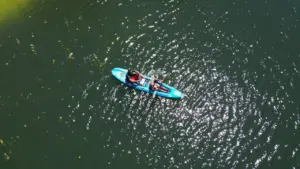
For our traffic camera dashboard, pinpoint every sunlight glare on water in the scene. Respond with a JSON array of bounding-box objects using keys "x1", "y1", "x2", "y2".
[
  {"x1": 79, "y1": 0, "x2": 294, "y2": 168},
  {"x1": 1, "y1": 0, "x2": 300, "y2": 168}
]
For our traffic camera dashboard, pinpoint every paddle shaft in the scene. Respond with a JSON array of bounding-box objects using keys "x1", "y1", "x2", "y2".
[{"x1": 151, "y1": 76, "x2": 157, "y2": 98}]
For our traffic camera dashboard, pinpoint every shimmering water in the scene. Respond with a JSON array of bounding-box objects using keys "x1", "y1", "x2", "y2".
[{"x1": 1, "y1": 0, "x2": 300, "y2": 168}]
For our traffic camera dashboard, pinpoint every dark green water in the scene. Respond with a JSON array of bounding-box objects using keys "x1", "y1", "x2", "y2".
[{"x1": 1, "y1": 0, "x2": 300, "y2": 168}]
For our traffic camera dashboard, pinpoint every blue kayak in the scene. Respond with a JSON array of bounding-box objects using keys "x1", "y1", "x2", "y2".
[{"x1": 112, "y1": 67, "x2": 183, "y2": 99}]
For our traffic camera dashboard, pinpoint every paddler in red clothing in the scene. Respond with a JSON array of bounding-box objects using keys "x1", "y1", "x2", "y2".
[{"x1": 126, "y1": 69, "x2": 141, "y2": 83}]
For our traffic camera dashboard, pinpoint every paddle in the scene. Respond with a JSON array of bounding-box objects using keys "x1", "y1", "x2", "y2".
[
  {"x1": 151, "y1": 76, "x2": 157, "y2": 98},
  {"x1": 153, "y1": 91, "x2": 157, "y2": 98}
]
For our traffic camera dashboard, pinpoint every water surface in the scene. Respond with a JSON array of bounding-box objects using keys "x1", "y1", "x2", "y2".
[{"x1": 1, "y1": 0, "x2": 300, "y2": 168}]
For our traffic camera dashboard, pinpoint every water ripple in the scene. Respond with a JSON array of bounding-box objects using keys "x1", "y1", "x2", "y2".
[{"x1": 1, "y1": 0, "x2": 299, "y2": 168}]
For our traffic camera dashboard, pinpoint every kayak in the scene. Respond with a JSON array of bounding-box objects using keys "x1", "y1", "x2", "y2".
[{"x1": 111, "y1": 67, "x2": 183, "y2": 99}]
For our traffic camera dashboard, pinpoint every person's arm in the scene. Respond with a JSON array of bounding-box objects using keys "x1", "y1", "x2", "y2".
[
  {"x1": 155, "y1": 79, "x2": 163, "y2": 85},
  {"x1": 130, "y1": 78, "x2": 138, "y2": 83},
  {"x1": 137, "y1": 71, "x2": 142, "y2": 78},
  {"x1": 150, "y1": 78, "x2": 155, "y2": 86}
]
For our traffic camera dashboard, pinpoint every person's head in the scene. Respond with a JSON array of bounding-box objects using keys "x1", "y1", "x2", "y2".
[
  {"x1": 127, "y1": 69, "x2": 136, "y2": 76},
  {"x1": 153, "y1": 84, "x2": 159, "y2": 90}
]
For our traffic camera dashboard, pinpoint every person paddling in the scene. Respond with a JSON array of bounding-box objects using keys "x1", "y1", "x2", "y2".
[
  {"x1": 150, "y1": 78, "x2": 163, "y2": 91},
  {"x1": 126, "y1": 69, "x2": 141, "y2": 83},
  {"x1": 150, "y1": 76, "x2": 170, "y2": 93}
]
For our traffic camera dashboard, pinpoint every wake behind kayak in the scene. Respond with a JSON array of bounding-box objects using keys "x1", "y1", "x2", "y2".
[{"x1": 111, "y1": 67, "x2": 183, "y2": 99}]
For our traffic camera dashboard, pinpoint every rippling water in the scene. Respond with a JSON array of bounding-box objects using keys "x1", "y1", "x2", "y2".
[{"x1": 1, "y1": 0, "x2": 300, "y2": 168}]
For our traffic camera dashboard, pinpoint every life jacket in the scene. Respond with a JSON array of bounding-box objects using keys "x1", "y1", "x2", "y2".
[
  {"x1": 131, "y1": 74, "x2": 140, "y2": 80},
  {"x1": 126, "y1": 71, "x2": 140, "y2": 81}
]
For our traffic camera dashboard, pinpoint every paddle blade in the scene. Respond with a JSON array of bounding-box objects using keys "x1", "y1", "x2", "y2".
[{"x1": 153, "y1": 91, "x2": 157, "y2": 98}]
